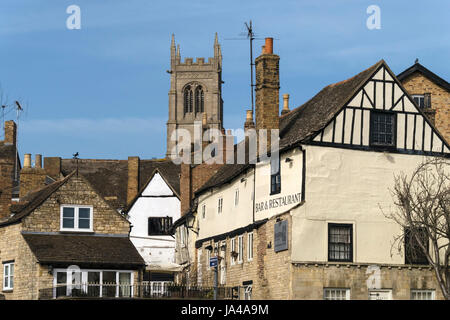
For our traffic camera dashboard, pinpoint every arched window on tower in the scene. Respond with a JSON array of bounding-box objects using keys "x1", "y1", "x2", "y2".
[
  {"x1": 184, "y1": 85, "x2": 193, "y2": 114},
  {"x1": 195, "y1": 86, "x2": 204, "y2": 113}
]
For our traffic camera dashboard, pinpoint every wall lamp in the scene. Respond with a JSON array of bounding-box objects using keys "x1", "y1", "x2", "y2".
[
  {"x1": 285, "y1": 157, "x2": 293, "y2": 163},
  {"x1": 240, "y1": 177, "x2": 247, "y2": 183}
]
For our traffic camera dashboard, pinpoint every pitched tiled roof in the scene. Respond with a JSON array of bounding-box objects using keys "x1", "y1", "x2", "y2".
[
  {"x1": 0, "y1": 172, "x2": 74, "y2": 226},
  {"x1": 397, "y1": 62, "x2": 450, "y2": 91},
  {"x1": 61, "y1": 158, "x2": 180, "y2": 209},
  {"x1": 23, "y1": 233, "x2": 145, "y2": 268},
  {"x1": 195, "y1": 60, "x2": 384, "y2": 195}
]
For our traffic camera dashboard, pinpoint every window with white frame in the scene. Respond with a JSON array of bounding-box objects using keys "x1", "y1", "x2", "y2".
[
  {"x1": 60, "y1": 205, "x2": 93, "y2": 232},
  {"x1": 53, "y1": 268, "x2": 133, "y2": 298},
  {"x1": 238, "y1": 235, "x2": 244, "y2": 264},
  {"x1": 412, "y1": 94, "x2": 425, "y2": 108},
  {"x1": 3, "y1": 262, "x2": 14, "y2": 291},
  {"x1": 411, "y1": 289, "x2": 435, "y2": 300},
  {"x1": 247, "y1": 232, "x2": 254, "y2": 261},
  {"x1": 202, "y1": 204, "x2": 206, "y2": 219},
  {"x1": 230, "y1": 238, "x2": 236, "y2": 265},
  {"x1": 218, "y1": 197, "x2": 223, "y2": 214},
  {"x1": 234, "y1": 189, "x2": 239, "y2": 207},
  {"x1": 323, "y1": 288, "x2": 350, "y2": 300}
]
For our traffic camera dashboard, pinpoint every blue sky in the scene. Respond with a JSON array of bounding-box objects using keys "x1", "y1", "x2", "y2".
[{"x1": 0, "y1": 0, "x2": 448, "y2": 160}]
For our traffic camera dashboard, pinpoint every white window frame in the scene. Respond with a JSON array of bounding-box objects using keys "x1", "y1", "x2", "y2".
[
  {"x1": 244, "y1": 284, "x2": 252, "y2": 300},
  {"x1": 412, "y1": 94, "x2": 425, "y2": 108},
  {"x1": 323, "y1": 288, "x2": 350, "y2": 300},
  {"x1": 3, "y1": 262, "x2": 14, "y2": 291},
  {"x1": 60, "y1": 205, "x2": 93, "y2": 232},
  {"x1": 202, "y1": 204, "x2": 206, "y2": 219},
  {"x1": 234, "y1": 189, "x2": 239, "y2": 207},
  {"x1": 411, "y1": 289, "x2": 435, "y2": 300},
  {"x1": 218, "y1": 197, "x2": 223, "y2": 214},
  {"x1": 230, "y1": 238, "x2": 236, "y2": 266},
  {"x1": 52, "y1": 268, "x2": 134, "y2": 299},
  {"x1": 238, "y1": 235, "x2": 244, "y2": 264},
  {"x1": 247, "y1": 232, "x2": 254, "y2": 261}
]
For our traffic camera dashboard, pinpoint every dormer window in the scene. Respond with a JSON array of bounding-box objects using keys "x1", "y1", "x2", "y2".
[{"x1": 60, "y1": 205, "x2": 93, "y2": 232}]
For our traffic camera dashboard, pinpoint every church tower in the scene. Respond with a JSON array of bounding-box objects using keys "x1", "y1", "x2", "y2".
[{"x1": 166, "y1": 33, "x2": 224, "y2": 158}]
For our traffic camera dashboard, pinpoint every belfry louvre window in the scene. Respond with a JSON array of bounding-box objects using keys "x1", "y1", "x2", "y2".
[
  {"x1": 370, "y1": 111, "x2": 396, "y2": 147},
  {"x1": 148, "y1": 217, "x2": 173, "y2": 236},
  {"x1": 184, "y1": 85, "x2": 193, "y2": 114},
  {"x1": 270, "y1": 155, "x2": 281, "y2": 195},
  {"x1": 405, "y1": 227, "x2": 429, "y2": 265},
  {"x1": 328, "y1": 224, "x2": 353, "y2": 262},
  {"x1": 195, "y1": 86, "x2": 204, "y2": 113}
]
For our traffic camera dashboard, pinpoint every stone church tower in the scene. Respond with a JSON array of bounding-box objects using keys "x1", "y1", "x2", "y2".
[{"x1": 166, "y1": 34, "x2": 224, "y2": 158}]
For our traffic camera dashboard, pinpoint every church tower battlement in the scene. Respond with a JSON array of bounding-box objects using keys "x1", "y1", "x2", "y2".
[{"x1": 166, "y1": 33, "x2": 224, "y2": 158}]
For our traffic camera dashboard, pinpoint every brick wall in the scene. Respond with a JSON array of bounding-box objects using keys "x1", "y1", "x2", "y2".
[{"x1": 401, "y1": 72, "x2": 450, "y2": 142}]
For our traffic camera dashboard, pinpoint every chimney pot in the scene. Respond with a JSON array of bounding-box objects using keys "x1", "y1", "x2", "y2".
[
  {"x1": 202, "y1": 113, "x2": 207, "y2": 126},
  {"x1": 35, "y1": 154, "x2": 42, "y2": 169},
  {"x1": 265, "y1": 38, "x2": 273, "y2": 54},
  {"x1": 24, "y1": 154, "x2": 31, "y2": 168},
  {"x1": 281, "y1": 94, "x2": 290, "y2": 115}
]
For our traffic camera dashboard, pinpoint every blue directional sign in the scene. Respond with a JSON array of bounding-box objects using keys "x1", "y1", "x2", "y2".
[{"x1": 209, "y1": 257, "x2": 218, "y2": 267}]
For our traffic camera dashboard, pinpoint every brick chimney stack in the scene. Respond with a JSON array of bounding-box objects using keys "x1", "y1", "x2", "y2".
[
  {"x1": 19, "y1": 154, "x2": 47, "y2": 198},
  {"x1": 0, "y1": 121, "x2": 18, "y2": 219},
  {"x1": 255, "y1": 37, "x2": 280, "y2": 150},
  {"x1": 44, "y1": 157, "x2": 61, "y2": 180},
  {"x1": 244, "y1": 110, "x2": 255, "y2": 132},
  {"x1": 127, "y1": 156, "x2": 140, "y2": 205}
]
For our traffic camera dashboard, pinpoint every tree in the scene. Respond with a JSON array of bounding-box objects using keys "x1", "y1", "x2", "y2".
[{"x1": 385, "y1": 158, "x2": 450, "y2": 299}]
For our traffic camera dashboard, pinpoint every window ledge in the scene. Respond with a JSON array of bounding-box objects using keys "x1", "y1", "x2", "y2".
[
  {"x1": 59, "y1": 231, "x2": 95, "y2": 235},
  {"x1": 2, "y1": 289, "x2": 13, "y2": 293}
]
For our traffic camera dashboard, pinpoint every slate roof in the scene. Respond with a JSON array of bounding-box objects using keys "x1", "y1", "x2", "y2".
[
  {"x1": 397, "y1": 62, "x2": 450, "y2": 91},
  {"x1": 195, "y1": 60, "x2": 384, "y2": 196},
  {"x1": 22, "y1": 233, "x2": 145, "y2": 268},
  {"x1": 60, "y1": 158, "x2": 180, "y2": 209}
]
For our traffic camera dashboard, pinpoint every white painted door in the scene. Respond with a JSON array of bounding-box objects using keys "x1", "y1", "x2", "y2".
[{"x1": 369, "y1": 289, "x2": 392, "y2": 300}]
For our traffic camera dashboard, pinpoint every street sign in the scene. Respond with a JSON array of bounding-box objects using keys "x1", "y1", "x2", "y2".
[{"x1": 210, "y1": 256, "x2": 218, "y2": 267}]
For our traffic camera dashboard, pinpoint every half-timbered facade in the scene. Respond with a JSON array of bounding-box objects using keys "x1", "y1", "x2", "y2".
[{"x1": 174, "y1": 42, "x2": 450, "y2": 300}]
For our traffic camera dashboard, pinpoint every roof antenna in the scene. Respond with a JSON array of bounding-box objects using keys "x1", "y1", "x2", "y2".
[
  {"x1": 14, "y1": 101, "x2": 23, "y2": 182},
  {"x1": 225, "y1": 21, "x2": 279, "y2": 117}
]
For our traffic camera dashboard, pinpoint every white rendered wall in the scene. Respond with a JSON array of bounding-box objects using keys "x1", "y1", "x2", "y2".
[{"x1": 128, "y1": 173, "x2": 180, "y2": 269}]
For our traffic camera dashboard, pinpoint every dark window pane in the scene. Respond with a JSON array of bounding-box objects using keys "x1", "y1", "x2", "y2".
[
  {"x1": 103, "y1": 271, "x2": 117, "y2": 298},
  {"x1": 328, "y1": 224, "x2": 352, "y2": 262},
  {"x1": 79, "y1": 208, "x2": 90, "y2": 219},
  {"x1": 148, "y1": 217, "x2": 173, "y2": 235},
  {"x1": 370, "y1": 112, "x2": 395, "y2": 147},
  {"x1": 78, "y1": 218, "x2": 90, "y2": 229},
  {"x1": 62, "y1": 207, "x2": 75, "y2": 229}
]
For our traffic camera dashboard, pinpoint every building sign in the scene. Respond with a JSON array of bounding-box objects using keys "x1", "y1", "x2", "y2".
[
  {"x1": 274, "y1": 220, "x2": 288, "y2": 252},
  {"x1": 209, "y1": 257, "x2": 218, "y2": 268},
  {"x1": 255, "y1": 192, "x2": 301, "y2": 213}
]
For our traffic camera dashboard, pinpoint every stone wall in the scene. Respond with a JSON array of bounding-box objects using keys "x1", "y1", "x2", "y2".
[
  {"x1": 291, "y1": 263, "x2": 444, "y2": 300},
  {"x1": 0, "y1": 223, "x2": 42, "y2": 300},
  {"x1": 21, "y1": 175, "x2": 130, "y2": 234},
  {"x1": 401, "y1": 72, "x2": 450, "y2": 142},
  {"x1": 196, "y1": 212, "x2": 292, "y2": 300}
]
